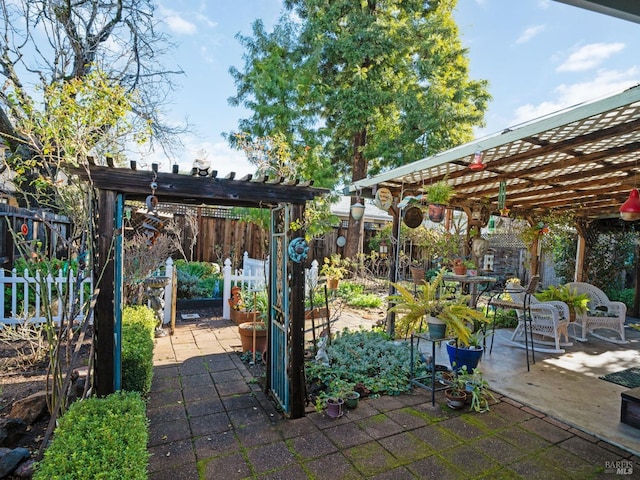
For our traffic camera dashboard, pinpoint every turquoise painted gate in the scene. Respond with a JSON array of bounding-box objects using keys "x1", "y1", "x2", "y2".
[{"x1": 269, "y1": 205, "x2": 290, "y2": 412}]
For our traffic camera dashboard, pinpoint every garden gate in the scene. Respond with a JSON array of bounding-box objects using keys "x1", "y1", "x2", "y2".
[{"x1": 76, "y1": 164, "x2": 325, "y2": 419}]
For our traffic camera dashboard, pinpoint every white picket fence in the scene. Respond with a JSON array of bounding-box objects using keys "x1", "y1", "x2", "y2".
[
  {"x1": 221, "y1": 252, "x2": 319, "y2": 320},
  {"x1": 0, "y1": 268, "x2": 94, "y2": 327}
]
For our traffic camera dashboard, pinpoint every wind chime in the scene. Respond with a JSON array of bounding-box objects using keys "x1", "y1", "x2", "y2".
[
  {"x1": 498, "y1": 181, "x2": 509, "y2": 217},
  {"x1": 143, "y1": 165, "x2": 164, "y2": 245}
]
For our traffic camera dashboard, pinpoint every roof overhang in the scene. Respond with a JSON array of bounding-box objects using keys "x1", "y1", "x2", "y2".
[
  {"x1": 346, "y1": 85, "x2": 640, "y2": 221},
  {"x1": 553, "y1": 0, "x2": 640, "y2": 24}
]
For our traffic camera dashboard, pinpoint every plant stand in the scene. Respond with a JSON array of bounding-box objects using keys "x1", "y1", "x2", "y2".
[{"x1": 410, "y1": 332, "x2": 456, "y2": 406}]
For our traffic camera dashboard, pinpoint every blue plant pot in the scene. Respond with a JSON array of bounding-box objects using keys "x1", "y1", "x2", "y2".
[{"x1": 446, "y1": 341, "x2": 483, "y2": 372}]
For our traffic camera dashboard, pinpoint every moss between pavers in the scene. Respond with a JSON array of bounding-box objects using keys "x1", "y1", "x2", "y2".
[
  {"x1": 377, "y1": 431, "x2": 433, "y2": 463},
  {"x1": 343, "y1": 440, "x2": 403, "y2": 476}
]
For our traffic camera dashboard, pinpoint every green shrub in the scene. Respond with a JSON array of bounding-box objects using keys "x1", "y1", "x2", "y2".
[
  {"x1": 122, "y1": 305, "x2": 156, "y2": 395},
  {"x1": 175, "y1": 259, "x2": 222, "y2": 299},
  {"x1": 34, "y1": 391, "x2": 148, "y2": 480},
  {"x1": 608, "y1": 288, "x2": 635, "y2": 310},
  {"x1": 347, "y1": 293, "x2": 383, "y2": 309}
]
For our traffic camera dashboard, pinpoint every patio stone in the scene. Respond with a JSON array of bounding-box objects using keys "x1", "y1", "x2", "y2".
[
  {"x1": 245, "y1": 441, "x2": 297, "y2": 475},
  {"x1": 521, "y1": 417, "x2": 574, "y2": 444},
  {"x1": 343, "y1": 441, "x2": 401, "y2": 476},
  {"x1": 356, "y1": 413, "x2": 405, "y2": 439},
  {"x1": 406, "y1": 454, "x2": 465, "y2": 480},
  {"x1": 192, "y1": 430, "x2": 240, "y2": 459},
  {"x1": 147, "y1": 438, "x2": 196, "y2": 473},
  {"x1": 148, "y1": 417, "x2": 193, "y2": 446},
  {"x1": 324, "y1": 421, "x2": 374, "y2": 449},
  {"x1": 288, "y1": 430, "x2": 338, "y2": 459},
  {"x1": 189, "y1": 411, "x2": 232, "y2": 436},
  {"x1": 377, "y1": 431, "x2": 433, "y2": 463},
  {"x1": 304, "y1": 451, "x2": 363, "y2": 480},
  {"x1": 412, "y1": 424, "x2": 463, "y2": 452},
  {"x1": 199, "y1": 452, "x2": 252, "y2": 480},
  {"x1": 497, "y1": 425, "x2": 553, "y2": 453},
  {"x1": 385, "y1": 407, "x2": 434, "y2": 430},
  {"x1": 185, "y1": 397, "x2": 225, "y2": 418},
  {"x1": 440, "y1": 443, "x2": 501, "y2": 477}
]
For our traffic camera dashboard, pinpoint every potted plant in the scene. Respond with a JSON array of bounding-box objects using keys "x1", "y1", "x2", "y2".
[
  {"x1": 238, "y1": 321, "x2": 268, "y2": 354},
  {"x1": 452, "y1": 258, "x2": 475, "y2": 276},
  {"x1": 535, "y1": 284, "x2": 589, "y2": 322},
  {"x1": 426, "y1": 180, "x2": 455, "y2": 223},
  {"x1": 445, "y1": 327, "x2": 489, "y2": 373},
  {"x1": 389, "y1": 268, "x2": 487, "y2": 341},
  {"x1": 444, "y1": 373, "x2": 467, "y2": 410},
  {"x1": 229, "y1": 287, "x2": 267, "y2": 325},
  {"x1": 320, "y1": 254, "x2": 348, "y2": 290},
  {"x1": 458, "y1": 367, "x2": 496, "y2": 413}
]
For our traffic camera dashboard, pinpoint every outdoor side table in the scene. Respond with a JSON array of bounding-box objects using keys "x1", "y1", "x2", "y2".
[
  {"x1": 443, "y1": 274, "x2": 497, "y2": 308},
  {"x1": 410, "y1": 333, "x2": 456, "y2": 406}
]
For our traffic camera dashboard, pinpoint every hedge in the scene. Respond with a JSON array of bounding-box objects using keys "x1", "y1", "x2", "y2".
[
  {"x1": 122, "y1": 305, "x2": 156, "y2": 395},
  {"x1": 33, "y1": 391, "x2": 148, "y2": 479}
]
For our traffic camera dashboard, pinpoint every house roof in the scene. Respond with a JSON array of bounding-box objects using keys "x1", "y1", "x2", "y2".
[
  {"x1": 553, "y1": 0, "x2": 640, "y2": 24},
  {"x1": 346, "y1": 86, "x2": 640, "y2": 221}
]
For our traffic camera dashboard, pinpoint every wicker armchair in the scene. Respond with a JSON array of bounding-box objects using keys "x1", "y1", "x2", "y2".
[{"x1": 565, "y1": 282, "x2": 627, "y2": 344}]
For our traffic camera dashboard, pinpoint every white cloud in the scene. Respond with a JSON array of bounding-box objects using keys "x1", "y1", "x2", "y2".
[
  {"x1": 160, "y1": 7, "x2": 197, "y2": 35},
  {"x1": 558, "y1": 42, "x2": 625, "y2": 72},
  {"x1": 509, "y1": 67, "x2": 640, "y2": 126},
  {"x1": 516, "y1": 25, "x2": 545, "y2": 44}
]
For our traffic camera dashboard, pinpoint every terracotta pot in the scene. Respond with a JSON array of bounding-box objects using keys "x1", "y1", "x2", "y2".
[
  {"x1": 327, "y1": 278, "x2": 339, "y2": 290},
  {"x1": 445, "y1": 388, "x2": 467, "y2": 410},
  {"x1": 238, "y1": 322, "x2": 267, "y2": 353},
  {"x1": 230, "y1": 308, "x2": 260, "y2": 326},
  {"x1": 453, "y1": 265, "x2": 467, "y2": 275}
]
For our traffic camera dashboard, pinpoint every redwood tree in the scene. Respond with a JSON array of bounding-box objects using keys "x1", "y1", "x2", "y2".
[{"x1": 229, "y1": 0, "x2": 490, "y2": 258}]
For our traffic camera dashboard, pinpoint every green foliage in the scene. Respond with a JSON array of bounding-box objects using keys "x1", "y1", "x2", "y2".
[
  {"x1": 306, "y1": 329, "x2": 426, "y2": 402},
  {"x1": 535, "y1": 284, "x2": 590, "y2": 315},
  {"x1": 552, "y1": 229, "x2": 636, "y2": 296},
  {"x1": 122, "y1": 306, "x2": 156, "y2": 395},
  {"x1": 347, "y1": 293, "x2": 383, "y2": 309},
  {"x1": 228, "y1": 0, "x2": 490, "y2": 190},
  {"x1": 426, "y1": 180, "x2": 455, "y2": 205},
  {"x1": 33, "y1": 391, "x2": 148, "y2": 480},
  {"x1": 608, "y1": 288, "x2": 635, "y2": 310},
  {"x1": 175, "y1": 260, "x2": 223, "y2": 299},
  {"x1": 388, "y1": 268, "x2": 488, "y2": 344},
  {"x1": 320, "y1": 254, "x2": 349, "y2": 280}
]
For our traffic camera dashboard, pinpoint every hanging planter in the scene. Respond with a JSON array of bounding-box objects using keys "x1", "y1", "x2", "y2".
[
  {"x1": 403, "y1": 206, "x2": 424, "y2": 228},
  {"x1": 427, "y1": 204, "x2": 446, "y2": 223}
]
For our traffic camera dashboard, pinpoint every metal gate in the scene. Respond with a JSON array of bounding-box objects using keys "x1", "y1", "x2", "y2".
[{"x1": 269, "y1": 205, "x2": 290, "y2": 412}]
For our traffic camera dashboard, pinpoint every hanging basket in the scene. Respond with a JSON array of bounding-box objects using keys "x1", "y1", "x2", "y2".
[{"x1": 403, "y1": 206, "x2": 424, "y2": 228}]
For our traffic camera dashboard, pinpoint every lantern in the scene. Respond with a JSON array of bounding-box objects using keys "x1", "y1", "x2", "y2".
[{"x1": 620, "y1": 188, "x2": 640, "y2": 221}]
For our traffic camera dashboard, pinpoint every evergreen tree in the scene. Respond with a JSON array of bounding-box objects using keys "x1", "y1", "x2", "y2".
[{"x1": 229, "y1": 0, "x2": 491, "y2": 257}]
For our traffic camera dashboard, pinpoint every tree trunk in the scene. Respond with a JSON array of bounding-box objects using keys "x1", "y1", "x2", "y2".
[{"x1": 344, "y1": 129, "x2": 367, "y2": 260}]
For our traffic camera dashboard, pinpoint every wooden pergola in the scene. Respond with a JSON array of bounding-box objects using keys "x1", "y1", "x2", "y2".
[
  {"x1": 75, "y1": 164, "x2": 327, "y2": 418},
  {"x1": 346, "y1": 86, "x2": 640, "y2": 319}
]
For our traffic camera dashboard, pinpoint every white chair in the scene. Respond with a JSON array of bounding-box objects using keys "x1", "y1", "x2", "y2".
[
  {"x1": 565, "y1": 282, "x2": 628, "y2": 344},
  {"x1": 503, "y1": 280, "x2": 572, "y2": 354}
]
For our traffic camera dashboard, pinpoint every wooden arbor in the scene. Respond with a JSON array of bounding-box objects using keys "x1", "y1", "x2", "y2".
[{"x1": 75, "y1": 164, "x2": 327, "y2": 419}]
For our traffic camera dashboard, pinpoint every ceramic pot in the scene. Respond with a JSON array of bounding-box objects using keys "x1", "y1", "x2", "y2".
[
  {"x1": 445, "y1": 388, "x2": 467, "y2": 409},
  {"x1": 446, "y1": 341, "x2": 483, "y2": 372},
  {"x1": 230, "y1": 308, "x2": 260, "y2": 326},
  {"x1": 344, "y1": 391, "x2": 360, "y2": 409},
  {"x1": 427, "y1": 316, "x2": 446, "y2": 339},
  {"x1": 326, "y1": 397, "x2": 344, "y2": 418},
  {"x1": 427, "y1": 204, "x2": 445, "y2": 223}
]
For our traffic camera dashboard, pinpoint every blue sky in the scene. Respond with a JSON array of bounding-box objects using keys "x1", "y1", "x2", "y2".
[{"x1": 147, "y1": 0, "x2": 640, "y2": 179}]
